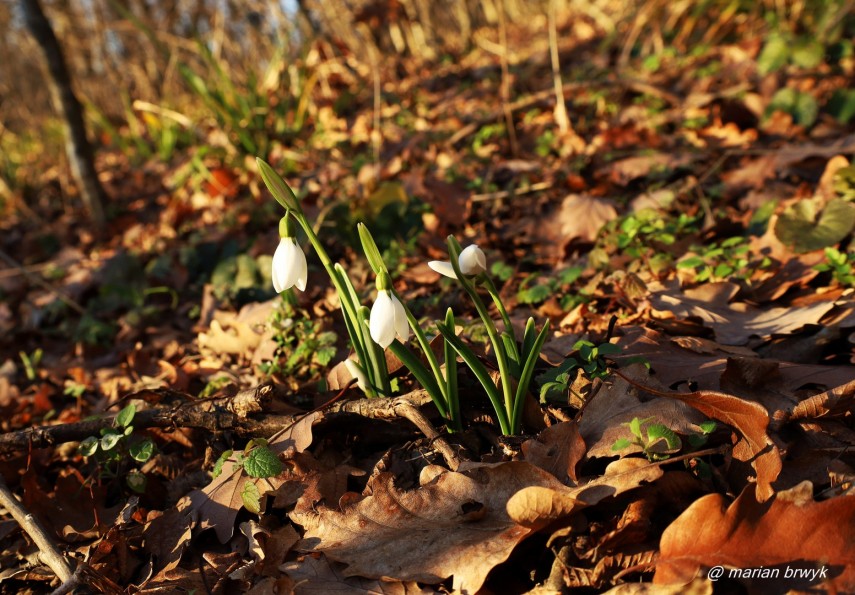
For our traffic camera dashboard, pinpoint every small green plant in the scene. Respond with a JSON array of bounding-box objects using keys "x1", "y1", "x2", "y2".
[
  {"x1": 538, "y1": 340, "x2": 622, "y2": 402},
  {"x1": 814, "y1": 247, "x2": 855, "y2": 286},
  {"x1": 260, "y1": 300, "x2": 337, "y2": 384},
  {"x1": 611, "y1": 417, "x2": 716, "y2": 462},
  {"x1": 212, "y1": 439, "x2": 284, "y2": 513},
  {"x1": 676, "y1": 236, "x2": 769, "y2": 282},
  {"x1": 590, "y1": 210, "x2": 703, "y2": 275},
  {"x1": 517, "y1": 266, "x2": 585, "y2": 310},
  {"x1": 19, "y1": 349, "x2": 43, "y2": 381},
  {"x1": 78, "y1": 404, "x2": 156, "y2": 493}
]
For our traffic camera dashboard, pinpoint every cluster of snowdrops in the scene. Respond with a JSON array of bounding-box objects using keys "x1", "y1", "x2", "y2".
[{"x1": 258, "y1": 159, "x2": 549, "y2": 435}]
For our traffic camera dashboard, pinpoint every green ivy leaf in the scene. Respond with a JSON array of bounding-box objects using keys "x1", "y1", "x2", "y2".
[
  {"x1": 791, "y1": 38, "x2": 824, "y2": 69},
  {"x1": 757, "y1": 33, "x2": 790, "y2": 75},
  {"x1": 116, "y1": 404, "x2": 136, "y2": 428},
  {"x1": 241, "y1": 481, "x2": 262, "y2": 514},
  {"x1": 517, "y1": 284, "x2": 551, "y2": 304},
  {"x1": 129, "y1": 439, "x2": 156, "y2": 463},
  {"x1": 611, "y1": 438, "x2": 634, "y2": 451},
  {"x1": 212, "y1": 450, "x2": 234, "y2": 478},
  {"x1": 776, "y1": 198, "x2": 855, "y2": 253},
  {"x1": 126, "y1": 471, "x2": 147, "y2": 494},
  {"x1": 244, "y1": 446, "x2": 284, "y2": 479},
  {"x1": 100, "y1": 432, "x2": 122, "y2": 451},
  {"x1": 78, "y1": 436, "x2": 98, "y2": 456}
]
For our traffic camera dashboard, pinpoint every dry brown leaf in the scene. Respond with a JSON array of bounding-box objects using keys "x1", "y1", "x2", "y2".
[
  {"x1": 291, "y1": 461, "x2": 565, "y2": 593},
  {"x1": 655, "y1": 483, "x2": 855, "y2": 591},
  {"x1": 789, "y1": 378, "x2": 855, "y2": 422},
  {"x1": 141, "y1": 502, "x2": 195, "y2": 575},
  {"x1": 507, "y1": 458, "x2": 664, "y2": 530},
  {"x1": 554, "y1": 194, "x2": 618, "y2": 243},
  {"x1": 601, "y1": 153, "x2": 695, "y2": 186},
  {"x1": 602, "y1": 579, "x2": 712, "y2": 594},
  {"x1": 521, "y1": 421, "x2": 586, "y2": 484},
  {"x1": 281, "y1": 554, "x2": 438, "y2": 594},
  {"x1": 650, "y1": 281, "x2": 836, "y2": 345}
]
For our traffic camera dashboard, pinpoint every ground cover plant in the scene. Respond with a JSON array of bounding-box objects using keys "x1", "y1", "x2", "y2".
[{"x1": 1, "y1": 0, "x2": 855, "y2": 593}]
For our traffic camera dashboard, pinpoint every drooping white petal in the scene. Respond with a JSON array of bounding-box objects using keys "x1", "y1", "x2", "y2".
[
  {"x1": 391, "y1": 293, "x2": 410, "y2": 343},
  {"x1": 459, "y1": 245, "x2": 487, "y2": 275},
  {"x1": 272, "y1": 238, "x2": 308, "y2": 293},
  {"x1": 428, "y1": 260, "x2": 457, "y2": 279},
  {"x1": 370, "y1": 290, "x2": 397, "y2": 348}
]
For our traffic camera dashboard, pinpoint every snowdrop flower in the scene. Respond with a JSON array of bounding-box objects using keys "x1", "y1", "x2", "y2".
[
  {"x1": 369, "y1": 274, "x2": 409, "y2": 348},
  {"x1": 272, "y1": 216, "x2": 307, "y2": 293},
  {"x1": 428, "y1": 244, "x2": 487, "y2": 279}
]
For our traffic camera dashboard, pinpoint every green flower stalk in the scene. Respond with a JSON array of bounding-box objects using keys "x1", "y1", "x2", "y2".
[{"x1": 433, "y1": 236, "x2": 549, "y2": 435}]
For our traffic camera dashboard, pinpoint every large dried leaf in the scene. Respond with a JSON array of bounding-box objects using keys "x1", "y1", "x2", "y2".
[
  {"x1": 789, "y1": 378, "x2": 855, "y2": 421},
  {"x1": 554, "y1": 194, "x2": 618, "y2": 243},
  {"x1": 655, "y1": 483, "x2": 855, "y2": 591},
  {"x1": 650, "y1": 282, "x2": 836, "y2": 345},
  {"x1": 281, "y1": 554, "x2": 438, "y2": 594},
  {"x1": 291, "y1": 461, "x2": 565, "y2": 593},
  {"x1": 507, "y1": 458, "x2": 664, "y2": 530}
]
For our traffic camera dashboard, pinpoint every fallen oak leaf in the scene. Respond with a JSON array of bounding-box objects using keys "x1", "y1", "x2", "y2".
[
  {"x1": 655, "y1": 483, "x2": 855, "y2": 591},
  {"x1": 788, "y1": 378, "x2": 855, "y2": 422},
  {"x1": 290, "y1": 461, "x2": 565, "y2": 594},
  {"x1": 507, "y1": 458, "x2": 664, "y2": 530},
  {"x1": 613, "y1": 369, "x2": 781, "y2": 502},
  {"x1": 281, "y1": 554, "x2": 438, "y2": 594}
]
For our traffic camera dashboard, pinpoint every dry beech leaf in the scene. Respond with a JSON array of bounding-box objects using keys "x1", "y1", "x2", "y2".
[
  {"x1": 659, "y1": 387, "x2": 781, "y2": 502},
  {"x1": 507, "y1": 458, "x2": 664, "y2": 530},
  {"x1": 281, "y1": 554, "x2": 437, "y2": 594},
  {"x1": 291, "y1": 461, "x2": 565, "y2": 594},
  {"x1": 650, "y1": 281, "x2": 836, "y2": 346},
  {"x1": 789, "y1": 378, "x2": 855, "y2": 422},
  {"x1": 521, "y1": 421, "x2": 587, "y2": 484},
  {"x1": 655, "y1": 483, "x2": 855, "y2": 591},
  {"x1": 553, "y1": 194, "x2": 618, "y2": 243}
]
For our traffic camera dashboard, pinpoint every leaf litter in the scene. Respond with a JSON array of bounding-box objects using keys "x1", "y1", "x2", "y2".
[{"x1": 3, "y1": 5, "x2": 855, "y2": 594}]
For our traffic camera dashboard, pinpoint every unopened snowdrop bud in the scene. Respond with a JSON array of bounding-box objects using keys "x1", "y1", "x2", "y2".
[
  {"x1": 369, "y1": 288, "x2": 409, "y2": 349},
  {"x1": 272, "y1": 215, "x2": 307, "y2": 293}
]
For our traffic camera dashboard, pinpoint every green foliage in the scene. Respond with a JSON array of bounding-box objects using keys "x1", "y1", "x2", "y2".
[
  {"x1": 676, "y1": 236, "x2": 769, "y2": 283},
  {"x1": 775, "y1": 198, "x2": 855, "y2": 253},
  {"x1": 538, "y1": 339, "x2": 622, "y2": 402},
  {"x1": 591, "y1": 209, "x2": 703, "y2": 275},
  {"x1": 77, "y1": 404, "x2": 156, "y2": 493},
  {"x1": 258, "y1": 300, "x2": 338, "y2": 383},
  {"x1": 516, "y1": 266, "x2": 585, "y2": 311},
  {"x1": 814, "y1": 247, "x2": 855, "y2": 286},
  {"x1": 19, "y1": 349, "x2": 43, "y2": 382},
  {"x1": 211, "y1": 440, "x2": 284, "y2": 514},
  {"x1": 611, "y1": 417, "x2": 716, "y2": 462},
  {"x1": 767, "y1": 88, "x2": 819, "y2": 127}
]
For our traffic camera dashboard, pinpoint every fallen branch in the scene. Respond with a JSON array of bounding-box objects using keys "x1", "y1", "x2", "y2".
[{"x1": 0, "y1": 473, "x2": 75, "y2": 584}]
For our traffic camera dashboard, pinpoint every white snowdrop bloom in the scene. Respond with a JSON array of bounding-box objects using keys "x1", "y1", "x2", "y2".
[
  {"x1": 428, "y1": 244, "x2": 487, "y2": 279},
  {"x1": 272, "y1": 237, "x2": 307, "y2": 293},
  {"x1": 369, "y1": 290, "x2": 409, "y2": 348}
]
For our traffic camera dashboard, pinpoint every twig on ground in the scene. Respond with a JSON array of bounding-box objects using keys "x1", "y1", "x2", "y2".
[{"x1": 0, "y1": 473, "x2": 75, "y2": 584}]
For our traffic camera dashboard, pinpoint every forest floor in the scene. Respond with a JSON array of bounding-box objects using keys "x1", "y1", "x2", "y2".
[{"x1": 1, "y1": 16, "x2": 855, "y2": 595}]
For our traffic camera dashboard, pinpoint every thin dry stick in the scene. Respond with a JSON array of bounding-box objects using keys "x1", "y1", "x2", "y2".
[
  {"x1": 0, "y1": 474, "x2": 75, "y2": 583},
  {"x1": 547, "y1": 0, "x2": 570, "y2": 134}
]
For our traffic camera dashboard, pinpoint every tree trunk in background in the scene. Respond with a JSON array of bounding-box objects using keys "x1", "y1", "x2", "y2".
[{"x1": 21, "y1": 0, "x2": 106, "y2": 229}]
